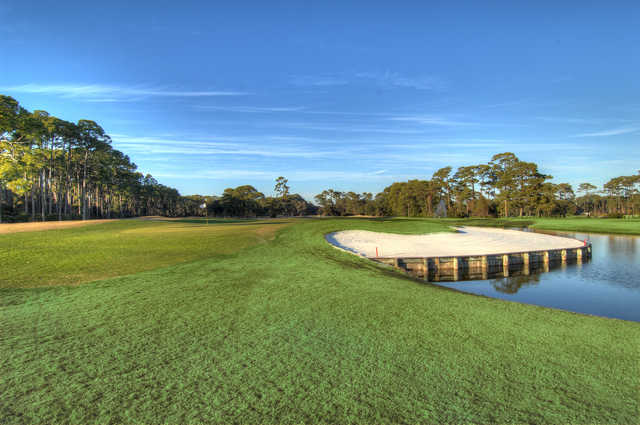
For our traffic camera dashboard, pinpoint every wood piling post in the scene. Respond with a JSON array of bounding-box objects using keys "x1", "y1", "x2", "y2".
[
  {"x1": 481, "y1": 256, "x2": 488, "y2": 280},
  {"x1": 561, "y1": 249, "x2": 567, "y2": 264},
  {"x1": 423, "y1": 258, "x2": 429, "y2": 281},
  {"x1": 543, "y1": 251, "x2": 549, "y2": 272},
  {"x1": 523, "y1": 252, "x2": 530, "y2": 275},
  {"x1": 502, "y1": 254, "x2": 509, "y2": 277},
  {"x1": 452, "y1": 257, "x2": 459, "y2": 281},
  {"x1": 576, "y1": 248, "x2": 582, "y2": 264}
]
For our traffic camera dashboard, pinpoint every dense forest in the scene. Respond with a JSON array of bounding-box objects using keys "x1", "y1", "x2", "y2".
[{"x1": 2, "y1": 94, "x2": 638, "y2": 222}]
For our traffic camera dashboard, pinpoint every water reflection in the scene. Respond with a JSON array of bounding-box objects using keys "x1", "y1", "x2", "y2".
[
  {"x1": 434, "y1": 230, "x2": 640, "y2": 322},
  {"x1": 607, "y1": 235, "x2": 636, "y2": 257},
  {"x1": 491, "y1": 274, "x2": 541, "y2": 294}
]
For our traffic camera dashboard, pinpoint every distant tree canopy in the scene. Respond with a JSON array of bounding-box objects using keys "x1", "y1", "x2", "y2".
[
  {"x1": 203, "y1": 182, "x2": 317, "y2": 218},
  {"x1": 314, "y1": 153, "x2": 640, "y2": 218},
  {"x1": 0, "y1": 95, "x2": 193, "y2": 222},
  {"x1": 2, "y1": 94, "x2": 638, "y2": 222},
  {"x1": 0, "y1": 95, "x2": 317, "y2": 222}
]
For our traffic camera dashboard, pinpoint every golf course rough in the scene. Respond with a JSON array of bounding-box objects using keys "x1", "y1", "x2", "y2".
[{"x1": 1, "y1": 217, "x2": 638, "y2": 424}]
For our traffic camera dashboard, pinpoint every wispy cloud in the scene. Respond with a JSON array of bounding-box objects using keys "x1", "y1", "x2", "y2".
[
  {"x1": 194, "y1": 105, "x2": 306, "y2": 113},
  {"x1": 535, "y1": 116, "x2": 632, "y2": 125},
  {"x1": 111, "y1": 134, "x2": 343, "y2": 159},
  {"x1": 1, "y1": 83, "x2": 248, "y2": 102},
  {"x1": 110, "y1": 134, "x2": 238, "y2": 147},
  {"x1": 154, "y1": 170, "x2": 273, "y2": 180},
  {"x1": 535, "y1": 116, "x2": 591, "y2": 124},
  {"x1": 365, "y1": 151, "x2": 486, "y2": 165},
  {"x1": 290, "y1": 170, "x2": 395, "y2": 181},
  {"x1": 381, "y1": 140, "x2": 506, "y2": 149},
  {"x1": 571, "y1": 127, "x2": 639, "y2": 137},
  {"x1": 112, "y1": 133, "x2": 363, "y2": 148},
  {"x1": 154, "y1": 168, "x2": 396, "y2": 183},
  {"x1": 355, "y1": 71, "x2": 446, "y2": 91},
  {"x1": 290, "y1": 71, "x2": 445, "y2": 90},
  {"x1": 389, "y1": 115, "x2": 476, "y2": 126},
  {"x1": 290, "y1": 75, "x2": 348, "y2": 87},
  {"x1": 483, "y1": 99, "x2": 532, "y2": 109},
  {"x1": 197, "y1": 105, "x2": 400, "y2": 118},
  {"x1": 127, "y1": 145, "x2": 338, "y2": 159},
  {"x1": 280, "y1": 122, "x2": 428, "y2": 134}
]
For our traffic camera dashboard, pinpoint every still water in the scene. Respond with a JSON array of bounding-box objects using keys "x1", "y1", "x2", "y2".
[{"x1": 436, "y1": 230, "x2": 640, "y2": 322}]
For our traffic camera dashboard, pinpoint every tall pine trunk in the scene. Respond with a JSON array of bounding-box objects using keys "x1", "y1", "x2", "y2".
[
  {"x1": 0, "y1": 182, "x2": 4, "y2": 223},
  {"x1": 82, "y1": 152, "x2": 89, "y2": 220},
  {"x1": 41, "y1": 169, "x2": 46, "y2": 221},
  {"x1": 31, "y1": 183, "x2": 36, "y2": 221}
]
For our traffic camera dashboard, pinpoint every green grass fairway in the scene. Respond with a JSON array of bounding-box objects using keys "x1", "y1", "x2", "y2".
[
  {"x1": 445, "y1": 216, "x2": 640, "y2": 235},
  {"x1": 1, "y1": 218, "x2": 638, "y2": 423},
  {"x1": 525, "y1": 217, "x2": 640, "y2": 235},
  {"x1": 0, "y1": 218, "x2": 291, "y2": 288}
]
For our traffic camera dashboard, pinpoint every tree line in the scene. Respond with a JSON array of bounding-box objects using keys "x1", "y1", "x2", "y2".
[
  {"x1": 314, "y1": 153, "x2": 640, "y2": 218},
  {"x1": 2, "y1": 94, "x2": 638, "y2": 222},
  {"x1": 187, "y1": 177, "x2": 317, "y2": 218},
  {"x1": 0, "y1": 95, "x2": 200, "y2": 222},
  {"x1": 0, "y1": 97, "x2": 316, "y2": 223}
]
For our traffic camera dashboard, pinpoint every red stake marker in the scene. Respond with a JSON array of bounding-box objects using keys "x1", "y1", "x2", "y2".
[{"x1": 376, "y1": 247, "x2": 379, "y2": 257}]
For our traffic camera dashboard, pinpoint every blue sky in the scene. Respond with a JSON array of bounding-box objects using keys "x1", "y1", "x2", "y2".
[{"x1": 1, "y1": 1, "x2": 638, "y2": 199}]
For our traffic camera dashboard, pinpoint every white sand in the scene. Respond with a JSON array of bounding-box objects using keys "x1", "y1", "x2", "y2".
[{"x1": 325, "y1": 226, "x2": 585, "y2": 258}]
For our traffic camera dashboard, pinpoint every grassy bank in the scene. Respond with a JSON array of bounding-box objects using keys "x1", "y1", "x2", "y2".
[{"x1": 1, "y1": 218, "x2": 638, "y2": 423}]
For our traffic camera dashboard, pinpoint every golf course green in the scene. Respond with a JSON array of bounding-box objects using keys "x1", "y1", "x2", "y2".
[{"x1": 1, "y1": 217, "x2": 638, "y2": 423}]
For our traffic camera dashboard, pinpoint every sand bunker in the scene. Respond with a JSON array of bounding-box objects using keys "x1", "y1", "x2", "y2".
[{"x1": 326, "y1": 226, "x2": 585, "y2": 258}]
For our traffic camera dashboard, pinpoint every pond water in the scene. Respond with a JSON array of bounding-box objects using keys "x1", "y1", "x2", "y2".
[{"x1": 435, "y1": 230, "x2": 640, "y2": 322}]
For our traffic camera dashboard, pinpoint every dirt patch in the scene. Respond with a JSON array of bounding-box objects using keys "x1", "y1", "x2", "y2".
[{"x1": 0, "y1": 219, "x2": 120, "y2": 234}]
